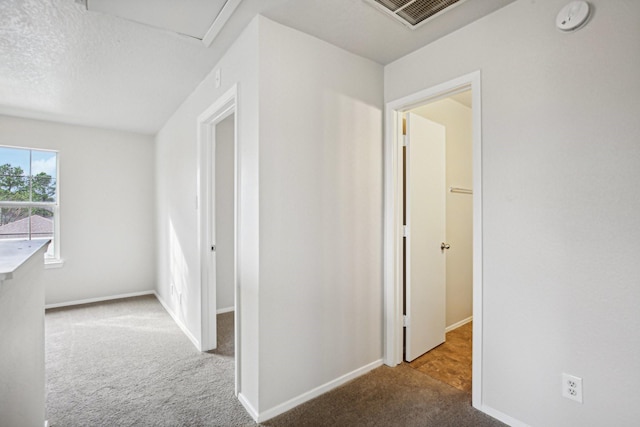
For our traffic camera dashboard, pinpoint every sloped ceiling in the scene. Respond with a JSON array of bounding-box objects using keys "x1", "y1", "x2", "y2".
[
  {"x1": 0, "y1": 0, "x2": 250, "y2": 134},
  {"x1": 86, "y1": 0, "x2": 229, "y2": 40},
  {"x1": 0, "y1": 0, "x2": 513, "y2": 135}
]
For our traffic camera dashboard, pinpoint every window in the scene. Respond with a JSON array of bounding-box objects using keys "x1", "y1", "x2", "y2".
[{"x1": 0, "y1": 146, "x2": 59, "y2": 262}]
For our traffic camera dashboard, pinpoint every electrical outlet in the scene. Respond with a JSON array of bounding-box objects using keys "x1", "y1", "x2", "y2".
[{"x1": 562, "y1": 373, "x2": 583, "y2": 403}]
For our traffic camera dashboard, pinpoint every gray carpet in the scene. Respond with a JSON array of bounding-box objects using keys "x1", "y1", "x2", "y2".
[
  {"x1": 263, "y1": 364, "x2": 504, "y2": 427},
  {"x1": 45, "y1": 295, "x2": 253, "y2": 426},
  {"x1": 45, "y1": 295, "x2": 505, "y2": 426}
]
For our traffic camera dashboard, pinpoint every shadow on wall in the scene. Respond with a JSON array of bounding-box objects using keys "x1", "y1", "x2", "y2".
[{"x1": 169, "y1": 218, "x2": 191, "y2": 315}]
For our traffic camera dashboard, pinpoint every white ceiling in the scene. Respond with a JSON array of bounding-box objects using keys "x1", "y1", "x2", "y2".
[
  {"x1": 450, "y1": 90, "x2": 472, "y2": 108},
  {"x1": 87, "y1": 0, "x2": 228, "y2": 40},
  {"x1": 0, "y1": 0, "x2": 513, "y2": 135},
  {"x1": 262, "y1": 0, "x2": 513, "y2": 65}
]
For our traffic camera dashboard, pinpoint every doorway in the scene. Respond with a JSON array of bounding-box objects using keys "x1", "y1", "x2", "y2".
[
  {"x1": 197, "y1": 85, "x2": 240, "y2": 395},
  {"x1": 214, "y1": 112, "x2": 236, "y2": 352},
  {"x1": 383, "y1": 72, "x2": 483, "y2": 408},
  {"x1": 403, "y1": 93, "x2": 474, "y2": 391}
]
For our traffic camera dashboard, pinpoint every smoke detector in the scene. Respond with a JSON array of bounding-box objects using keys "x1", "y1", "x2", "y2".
[
  {"x1": 556, "y1": 1, "x2": 591, "y2": 32},
  {"x1": 364, "y1": 0, "x2": 467, "y2": 30}
]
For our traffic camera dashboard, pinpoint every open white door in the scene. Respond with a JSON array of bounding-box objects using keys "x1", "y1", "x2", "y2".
[
  {"x1": 208, "y1": 175, "x2": 218, "y2": 350},
  {"x1": 404, "y1": 112, "x2": 446, "y2": 362},
  {"x1": 203, "y1": 132, "x2": 218, "y2": 352}
]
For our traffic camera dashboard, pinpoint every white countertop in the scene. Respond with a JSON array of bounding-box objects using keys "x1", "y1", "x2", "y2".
[{"x1": 0, "y1": 240, "x2": 50, "y2": 281}]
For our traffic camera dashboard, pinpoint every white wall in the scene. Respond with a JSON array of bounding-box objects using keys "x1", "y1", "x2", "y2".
[
  {"x1": 0, "y1": 116, "x2": 156, "y2": 305},
  {"x1": 413, "y1": 98, "x2": 473, "y2": 328},
  {"x1": 386, "y1": 0, "x2": 640, "y2": 425},
  {"x1": 155, "y1": 17, "x2": 260, "y2": 407},
  {"x1": 215, "y1": 114, "x2": 235, "y2": 311},
  {"x1": 257, "y1": 18, "x2": 384, "y2": 413},
  {"x1": 155, "y1": 17, "x2": 384, "y2": 418},
  {"x1": 0, "y1": 244, "x2": 47, "y2": 427}
]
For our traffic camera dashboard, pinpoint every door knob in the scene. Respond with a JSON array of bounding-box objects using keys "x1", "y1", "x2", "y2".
[{"x1": 441, "y1": 242, "x2": 450, "y2": 250}]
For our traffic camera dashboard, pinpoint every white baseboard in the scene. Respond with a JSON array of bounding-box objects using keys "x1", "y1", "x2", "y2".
[
  {"x1": 446, "y1": 315, "x2": 473, "y2": 333},
  {"x1": 216, "y1": 306, "x2": 234, "y2": 314},
  {"x1": 45, "y1": 290, "x2": 155, "y2": 309},
  {"x1": 238, "y1": 392, "x2": 259, "y2": 422},
  {"x1": 256, "y1": 359, "x2": 384, "y2": 423},
  {"x1": 154, "y1": 292, "x2": 201, "y2": 351},
  {"x1": 479, "y1": 404, "x2": 529, "y2": 427}
]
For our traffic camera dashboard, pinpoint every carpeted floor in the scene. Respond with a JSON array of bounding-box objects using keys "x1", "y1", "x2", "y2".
[
  {"x1": 45, "y1": 295, "x2": 253, "y2": 427},
  {"x1": 263, "y1": 363, "x2": 503, "y2": 427},
  {"x1": 45, "y1": 295, "x2": 505, "y2": 427}
]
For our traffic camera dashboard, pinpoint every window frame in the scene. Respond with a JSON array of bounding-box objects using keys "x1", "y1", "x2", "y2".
[{"x1": 0, "y1": 145, "x2": 61, "y2": 266}]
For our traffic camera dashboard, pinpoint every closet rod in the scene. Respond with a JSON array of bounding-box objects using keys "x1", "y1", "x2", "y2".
[{"x1": 449, "y1": 187, "x2": 473, "y2": 194}]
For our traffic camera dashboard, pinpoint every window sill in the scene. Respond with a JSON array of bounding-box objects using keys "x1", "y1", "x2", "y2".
[{"x1": 45, "y1": 259, "x2": 64, "y2": 269}]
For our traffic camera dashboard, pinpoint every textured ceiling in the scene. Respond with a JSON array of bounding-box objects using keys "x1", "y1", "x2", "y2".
[
  {"x1": 0, "y1": 0, "x2": 230, "y2": 134},
  {"x1": 87, "y1": 0, "x2": 227, "y2": 40},
  {"x1": 0, "y1": 0, "x2": 513, "y2": 135}
]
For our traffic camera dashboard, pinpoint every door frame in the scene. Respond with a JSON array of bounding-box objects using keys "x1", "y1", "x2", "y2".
[
  {"x1": 197, "y1": 84, "x2": 239, "y2": 394},
  {"x1": 383, "y1": 71, "x2": 483, "y2": 408}
]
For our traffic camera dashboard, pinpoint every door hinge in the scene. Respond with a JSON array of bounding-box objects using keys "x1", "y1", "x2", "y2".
[
  {"x1": 403, "y1": 225, "x2": 408, "y2": 237},
  {"x1": 403, "y1": 315, "x2": 409, "y2": 327},
  {"x1": 403, "y1": 135, "x2": 408, "y2": 147}
]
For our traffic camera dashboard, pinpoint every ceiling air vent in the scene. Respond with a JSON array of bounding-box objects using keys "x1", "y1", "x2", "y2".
[{"x1": 364, "y1": 0, "x2": 466, "y2": 30}]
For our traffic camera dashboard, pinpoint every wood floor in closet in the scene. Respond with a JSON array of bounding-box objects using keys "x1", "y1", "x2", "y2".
[{"x1": 407, "y1": 321, "x2": 473, "y2": 392}]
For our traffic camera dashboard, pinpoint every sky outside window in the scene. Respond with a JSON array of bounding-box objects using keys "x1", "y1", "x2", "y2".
[
  {"x1": 0, "y1": 147, "x2": 30, "y2": 174},
  {"x1": 32, "y1": 150, "x2": 57, "y2": 176},
  {"x1": 0, "y1": 147, "x2": 56, "y2": 176}
]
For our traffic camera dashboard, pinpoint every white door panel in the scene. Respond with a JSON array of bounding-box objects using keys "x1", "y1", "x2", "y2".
[{"x1": 405, "y1": 113, "x2": 446, "y2": 362}]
